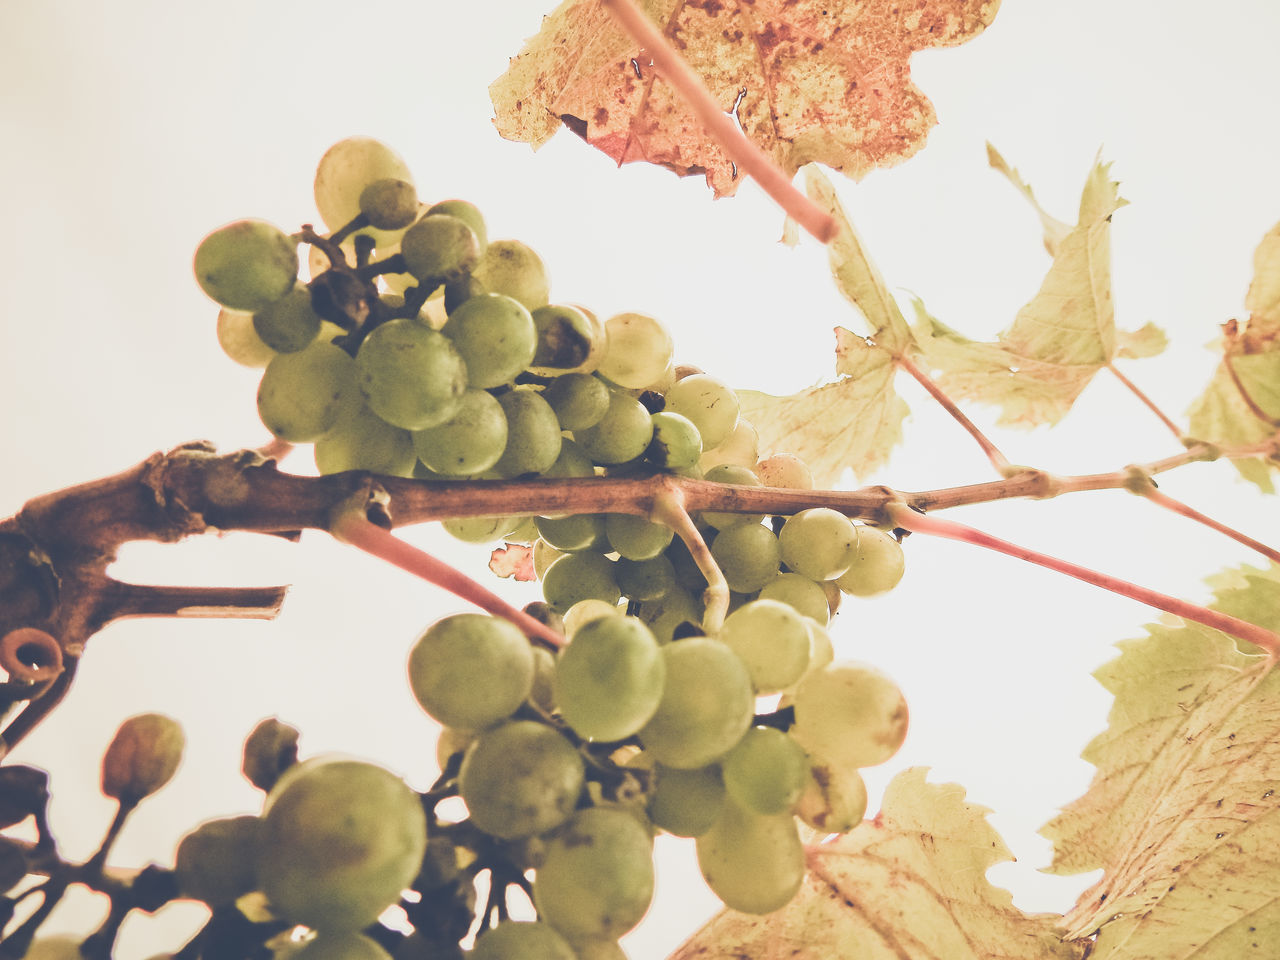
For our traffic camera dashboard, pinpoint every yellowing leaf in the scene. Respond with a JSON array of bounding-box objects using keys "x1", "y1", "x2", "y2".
[
  {"x1": 491, "y1": 0, "x2": 1001, "y2": 197},
  {"x1": 739, "y1": 328, "x2": 907, "y2": 487},
  {"x1": 1042, "y1": 563, "x2": 1280, "y2": 959},
  {"x1": 987, "y1": 142, "x2": 1072, "y2": 257},
  {"x1": 914, "y1": 154, "x2": 1166, "y2": 427},
  {"x1": 672, "y1": 768, "x2": 1087, "y2": 960}
]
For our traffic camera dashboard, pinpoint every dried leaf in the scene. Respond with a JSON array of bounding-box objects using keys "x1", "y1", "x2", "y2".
[
  {"x1": 987, "y1": 142, "x2": 1072, "y2": 257},
  {"x1": 672, "y1": 768, "x2": 1087, "y2": 960},
  {"x1": 489, "y1": 542, "x2": 537, "y2": 581},
  {"x1": 1042, "y1": 564, "x2": 1280, "y2": 958},
  {"x1": 492, "y1": 0, "x2": 1001, "y2": 197}
]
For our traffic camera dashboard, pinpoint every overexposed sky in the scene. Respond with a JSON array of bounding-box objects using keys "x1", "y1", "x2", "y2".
[{"x1": 2, "y1": 2, "x2": 1279, "y2": 957}]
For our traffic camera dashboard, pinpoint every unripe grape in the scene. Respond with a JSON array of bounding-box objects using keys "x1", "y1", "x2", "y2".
[
  {"x1": 755, "y1": 453, "x2": 813, "y2": 489},
  {"x1": 605, "y1": 513, "x2": 674, "y2": 561},
  {"x1": 648, "y1": 763, "x2": 725, "y2": 837},
  {"x1": 314, "y1": 401, "x2": 417, "y2": 477},
  {"x1": 493, "y1": 389, "x2": 562, "y2": 477},
  {"x1": 562, "y1": 598, "x2": 623, "y2": 637},
  {"x1": 412, "y1": 388, "x2": 508, "y2": 477},
  {"x1": 530, "y1": 304, "x2": 605, "y2": 375},
  {"x1": 356, "y1": 318, "x2": 467, "y2": 431},
  {"x1": 400, "y1": 214, "x2": 481, "y2": 287},
  {"x1": 543, "y1": 372, "x2": 611, "y2": 431},
  {"x1": 792, "y1": 661, "x2": 908, "y2": 768},
  {"x1": 720, "y1": 726, "x2": 807, "y2": 815},
  {"x1": 174, "y1": 815, "x2": 261, "y2": 905},
  {"x1": 710, "y1": 522, "x2": 780, "y2": 594},
  {"x1": 834, "y1": 525, "x2": 906, "y2": 596},
  {"x1": 698, "y1": 418, "x2": 758, "y2": 471},
  {"x1": 426, "y1": 199, "x2": 488, "y2": 251},
  {"x1": 101, "y1": 713, "x2": 184, "y2": 804},
  {"x1": 717, "y1": 599, "x2": 810, "y2": 694},
  {"x1": 757, "y1": 572, "x2": 829, "y2": 624},
  {"x1": 467, "y1": 238, "x2": 550, "y2": 310},
  {"x1": 597, "y1": 313, "x2": 673, "y2": 389},
  {"x1": 554, "y1": 614, "x2": 665, "y2": 741},
  {"x1": 295, "y1": 931, "x2": 393, "y2": 960},
  {"x1": 541, "y1": 552, "x2": 620, "y2": 614},
  {"x1": 575, "y1": 391, "x2": 654, "y2": 465},
  {"x1": 257, "y1": 341, "x2": 358, "y2": 442},
  {"x1": 778, "y1": 508, "x2": 857, "y2": 581},
  {"x1": 253, "y1": 282, "x2": 322, "y2": 353},
  {"x1": 407, "y1": 614, "x2": 534, "y2": 730},
  {"x1": 665, "y1": 374, "x2": 739, "y2": 450},
  {"x1": 216, "y1": 308, "x2": 276, "y2": 368},
  {"x1": 696, "y1": 796, "x2": 804, "y2": 914},
  {"x1": 646, "y1": 411, "x2": 702, "y2": 470},
  {"x1": 795, "y1": 755, "x2": 868, "y2": 834},
  {"x1": 700, "y1": 464, "x2": 764, "y2": 529},
  {"x1": 242, "y1": 717, "x2": 299, "y2": 793},
  {"x1": 359, "y1": 178, "x2": 419, "y2": 230},
  {"x1": 194, "y1": 219, "x2": 298, "y2": 313},
  {"x1": 470, "y1": 922, "x2": 575, "y2": 960},
  {"x1": 459, "y1": 720, "x2": 584, "y2": 838},
  {"x1": 314, "y1": 136, "x2": 414, "y2": 244}
]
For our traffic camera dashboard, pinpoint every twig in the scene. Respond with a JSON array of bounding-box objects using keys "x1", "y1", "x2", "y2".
[
  {"x1": 886, "y1": 501, "x2": 1280, "y2": 656},
  {"x1": 599, "y1": 0, "x2": 837, "y2": 243},
  {"x1": 895, "y1": 353, "x2": 1011, "y2": 473},
  {"x1": 1137, "y1": 485, "x2": 1280, "y2": 565},
  {"x1": 648, "y1": 481, "x2": 729, "y2": 634},
  {"x1": 99, "y1": 581, "x2": 288, "y2": 620},
  {"x1": 1105, "y1": 361, "x2": 1183, "y2": 438},
  {"x1": 1223, "y1": 351, "x2": 1280, "y2": 427}
]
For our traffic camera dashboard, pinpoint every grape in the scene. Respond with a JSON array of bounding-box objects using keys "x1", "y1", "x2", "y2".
[
  {"x1": 543, "y1": 372, "x2": 611, "y2": 431},
  {"x1": 664, "y1": 534, "x2": 709, "y2": 593},
  {"x1": 695, "y1": 796, "x2": 804, "y2": 914},
  {"x1": 647, "y1": 763, "x2": 725, "y2": 837},
  {"x1": 441, "y1": 514, "x2": 525, "y2": 544},
  {"x1": 615, "y1": 554, "x2": 676, "y2": 602},
  {"x1": 530, "y1": 304, "x2": 605, "y2": 375},
  {"x1": 257, "y1": 757, "x2": 427, "y2": 931},
  {"x1": 555, "y1": 614, "x2": 665, "y2": 741},
  {"x1": 572, "y1": 940, "x2": 628, "y2": 960},
  {"x1": 803, "y1": 617, "x2": 835, "y2": 676},
  {"x1": 470, "y1": 922, "x2": 576, "y2": 960},
  {"x1": 720, "y1": 727, "x2": 807, "y2": 815},
  {"x1": 435, "y1": 726, "x2": 474, "y2": 770},
  {"x1": 458, "y1": 720, "x2": 583, "y2": 838},
  {"x1": 217, "y1": 308, "x2": 276, "y2": 367},
  {"x1": 528, "y1": 644, "x2": 557, "y2": 712},
  {"x1": 698, "y1": 418, "x2": 758, "y2": 471},
  {"x1": 717, "y1": 599, "x2": 810, "y2": 694},
  {"x1": 21, "y1": 940, "x2": 83, "y2": 960},
  {"x1": 314, "y1": 401, "x2": 416, "y2": 477},
  {"x1": 101, "y1": 713, "x2": 183, "y2": 802},
  {"x1": 253, "y1": 282, "x2": 322, "y2": 353},
  {"x1": 605, "y1": 514, "x2": 673, "y2": 561},
  {"x1": 664, "y1": 374, "x2": 739, "y2": 450},
  {"x1": 757, "y1": 572, "x2": 829, "y2": 625},
  {"x1": 562, "y1": 598, "x2": 624, "y2": 637},
  {"x1": 294, "y1": 931, "x2": 393, "y2": 960},
  {"x1": 535, "y1": 513, "x2": 606, "y2": 552},
  {"x1": 493, "y1": 389, "x2": 562, "y2": 477},
  {"x1": 533, "y1": 807, "x2": 654, "y2": 941},
  {"x1": 541, "y1": 552, "x2": 620, "y2": 614},
  {"x1": 778, "y1": 508, "x2": 857, "y2": 581},
  {"x1": 407, "y1": 614, "x2": 534, "y2": 730},
  {"x1": 646, "y1": 411, "x2": 702, "y2": 470},
  {"x1": 465, "y1": 238, "x2": 550, "y2": 310},
  {"x1": 442, "y1": 293, "x2": 536, "y2": 388},
  {"x1": 637, "y1": 637, "x2": 754, "y2": 768},
  {"x1": 700, "y1": 464, "x2": 763, "y2": 529},
  {"x1": 356, "y1": 318, "x2": 467, "y2": 430},
  {"x1": 426, "y1": 199, "x2": 488, "y2": 251},
  {"x1": 314, "y1": 136, "x2": 414, "y2": 244},
  {"x1": 193, "y1": 219, "x2": 298, "y2": 312},
  {"x1": 755, "y1": 453, "x2": 813, "y2": 489},
  {"x1": 637, "y1": 586, "x2": 703, "y2": 644},
  {"x1": 792, "y1": 661, "x2": 909, "y2": 768},
  {"x1": 412, "y1": 389, "x2": 508, "y2": 477},
  {"x1": 359, "y1": 178, "x2": 419, "y2": 230},
  {"x1": 257, "y1": 341, "x2": 357, "y2": 442},
  {"x1": 174, "y1": 815, "x2": 260, "y2": 905},
  {"x1": 596, "y1": 313, "x2": 673, "y2": 389},
  {"x1": 795, "y1": 756, "x2": 868, "y2": 834},
  {"x1": 400, "y1": 214, "x2": 481, "y2": 288},
  {"x1": 575, "y1": 391, "x2": 653, "y2": 465},
  {"x1": 709, "y1": 522, "x2": 780, "y2": 593},
  {"x1": 533, "y1": 538, "x2": 567, "y2": 580},
  {"x1": 834, "y1": 525, "x2": 906, "y2": 596}
]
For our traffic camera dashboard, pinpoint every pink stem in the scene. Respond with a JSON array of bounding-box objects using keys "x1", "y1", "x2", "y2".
[
  {"x1": 886, "y1": 502, "x2": 1280, "y2": 656},
  {"x1": 1105, "y1": 362, "x2": 1183, "y2": 439},
  {"x1": 600, "y1": 0, "x2": 837, "y2": 243},
  {"x1": 1141, "y1": 487, "x2": 1280, "y2": 565},
  {"x1": 332, "y1": 513, "x2": 564, "y2": 648},
  {"x1": 896, "y1": 353, "x2": 1010, "y2": 473}
]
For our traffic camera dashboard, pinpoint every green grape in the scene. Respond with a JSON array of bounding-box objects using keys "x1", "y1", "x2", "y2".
[
  {"x1": 834, "y1": 525, "x2": 906, "y2": 596},
  {"x1": 359, "y1": 178, "x2": 419, "y2": 230},
  {"x1": 412, "y1": 388, "x2": 508, "y2": 476},
  {"x1": 174, "y1": 815, "x2": 260, "y2": 906},
  {"x1": 194, "y1": 219, "x2": 298, "y2": 312},
  {"x1": 596, "y1": 313, "x2": 673, "y2": 389},
  {"x1": 530, "y1": 304, "x2": 605, "y2": 375},
  {"x1": 795, "y1": 755, "x2": 868, "y2": 834},
  {"x1": 541, "y1": 552, "x2": 620, "y2": 614},
  {"x1": 616, "y1": 554, "x2": 676, "y2": 602},
  {"x1": 533, "y1": 538, "x2": 567, "y2": 580},
  {"x1": 646, "y1": 411, "x2": 702, "y2": 470},
  {"x1": 778, "y1": 508, "x2": 857, "y2": 581},
  {"x1": 470, "y1": 922, "x2": 575, "y2": 960},
  {"x1": 533, "y1": 807, "x2": 654, "y2": 941},
  {"x1": 400, "y1": 214, "x2": 480, "y2": 288},
  {"x1": 257, "y1": 758, "x2": 427, "y2": 931},
  {"x1": 21, "y1": 940, "x2": 83, "y2": 960},
  {"x1": 643, "y1": 362, "x2": 677, "y2": 395},
  {"x1": 695, "y1": 796, "x2": 804, "y2": 914},
  {"x1": 458, "y1": 720, "x2": 583, "y2": 838},
  {"x1": 543, "y1": 372, "x2": 611, "y2": 431},
  {"x1": 441, "y1": 514, "x2": 525, "y2": 544},
  {"x1": 257, "y1": 341, "x2": 358, "y2": 442},
  {"x1": 562, "y1": 598, "x2": 624, "y2": 637},
  {"x1": 253, "y1": 282, "x2": 322, "y2": 353},
  {"x1": 506, "y1": 515, "x2": 540, "y2": 544},
  {"x1": 803, "y1": 617, "x2": 835, "y2": 676},
  {"x1": 571, "y1": 940, "x2": 628, "y2": 960},
  {"x1": 792, "y1": 661, "x2": 909, "y2": 768},
  {"x1": 605, "y1": 513, "x2": 673, "y2": 561},
  {"x1": 493, "y1": 389, "x2": 562, "y2": 477},
  {"x1": 709, "y1": 523, "x2": 780, "y2": 594},
  {"x1": 314, "y1": 401, "x2": 416, "y2": 477},
  {"x1": 717, "y1": 599, "x2": 810, "y2": 694},
  {"x1": 554, "y1": 614, "x2": 665, "y2": 741},
  {"x1": 647, "y1": 763, "x2": 724, "y2": 837},
  {"x1": 434, "y1": 726, "x2": 474, "y2": 770},
  {"x1": 637, "y1": 586, "x2": 703, "y2": 644},
  {"x1": 575, "y1": 392, "x2": 653, "y2": 465},
  {"x1": 426, "y1": 199, "x2": 487, "y2": 252},
  {"x1": 442, "y1": 293, "x2": 536, "y2": 388},
  {"x1": 217, "y1": 308, "x2": 276, "y2": 368},
  {"x1": 664, "y1": 374, "x2": 739, "y2": 450},
  {"x1": 700, "y1": 464, "x2": 763, "y2": 529},
  {"x1": 407, "y1": 614, "x2": 534, "y2": 730},
  {"x1": 528, "y1": 644, "x2": 557, "y2": 711},
  {"x1": 720, "y1": 727, "x2": 807, "y2": 815},
  {"x1": 637, "y1": 637, "x2": 753, "y2": 768},
  {"x1": 757, "y1": 572, "x2": 829, "y2": 625},
  {"x1": 356, "y1": 318, "x2": 467, "y2": 430},
  {"x1": 295, "y1": 931, "x2": 393, "y2": 960},
  {"x1": 465, "y1": 238, "x2": 550, "y2": 310},
  {"x1": 314, "y1": 136, "x2": 414, "y2": 245},
  {"x1": 755, "y1": 453, "x2": 813, "y2": 489},
  {"x1": 698, "y1": 418, "x2": 758, "y2": 471},
  {"x1": 535, "y1": 513, "x2": 606, "y2": 552}
]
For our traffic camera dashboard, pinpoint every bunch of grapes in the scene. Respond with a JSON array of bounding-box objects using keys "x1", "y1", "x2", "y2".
[{"x1": 187, "y1": 138, "x2": 912, "y2": 958}]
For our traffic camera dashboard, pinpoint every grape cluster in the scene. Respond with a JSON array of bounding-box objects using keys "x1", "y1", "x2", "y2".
[{"x1": 191, "y1": 138, "x2": 912, "y2": 956}]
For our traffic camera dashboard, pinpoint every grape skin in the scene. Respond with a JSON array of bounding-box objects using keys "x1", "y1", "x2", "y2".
[
  {"x1": 406, "y1": 614, "x2": 534, "y2": 730},
  {"x1": 193, "y1": 219, "x2": 298, "y2": 313},
  {"x1": 792, "y1": 660, "x2": 909, "y2": 768},
  {"x1": 696, "y1": 795, "x2": 805, "y2": 915},
  {"x1": 459, "y1": 720, "x2": 584, "y2": 839},
  {"x1": 554, "y1": 614, "x2": 665, "y2": 742}
]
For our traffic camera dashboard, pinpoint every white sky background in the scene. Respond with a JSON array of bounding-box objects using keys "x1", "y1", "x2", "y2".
[{"x1": 1, "y1": 1, "x2": 1279, "y2": 957}]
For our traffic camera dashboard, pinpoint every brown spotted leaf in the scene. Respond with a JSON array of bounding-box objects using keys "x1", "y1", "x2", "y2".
[
  {"x1": 492, "y1": 0, "x2": 1001, "y2": 197},
  {"x1": 489, "y1": 542, "x2": 537, "y2": 581}
]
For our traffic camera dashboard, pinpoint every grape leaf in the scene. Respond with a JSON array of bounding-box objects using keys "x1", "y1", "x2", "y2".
[
  {"x1": 491, "y1": 0, "x2": 1001, "y2": 197},
  {"x1": 986, "y1": 142, "x2": 1071, "y2": 257},
  {"x1": 672, "y1": 767, "x2": 1087, "y2": 960},
  {"x1": 740, "y1": 327, "x2": 907, "y2": 487},
  {"x1": 1042, "y1": 563, "x2": 1280, "y2": 958},
  {"x1": 911, "y1": 153, "x2": 1167, "y2": 427},
  {"x1": 489, "y1": 542, "x2": 536, "y2": 581},
  {"x1": 1186, "y1": 222, "x2": 1280, "y2": 493}
]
